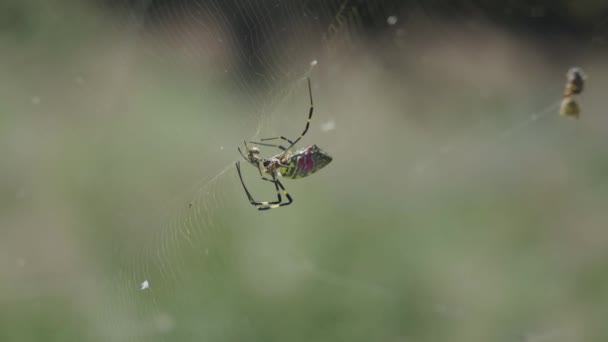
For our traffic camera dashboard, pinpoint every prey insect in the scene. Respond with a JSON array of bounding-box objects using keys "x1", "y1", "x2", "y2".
[{"x1": 236, "y1": 78, "x2": 332, "y2": 210}]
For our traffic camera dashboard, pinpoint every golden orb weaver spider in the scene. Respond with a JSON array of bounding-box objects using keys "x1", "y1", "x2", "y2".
[
  {"x1": 236, "y1": 78, "x2": 333, "y2": 210},
  {"x1": 563, "y1": 67, "x2": 585, "y2": 97},
  {"x1": 560, "y1": 67, "x2": 586, "y2": 119}
]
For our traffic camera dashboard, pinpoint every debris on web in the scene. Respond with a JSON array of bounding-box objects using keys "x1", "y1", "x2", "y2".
[{"x1": 321, "y1": 119, "x2": 336, "y2": 132}]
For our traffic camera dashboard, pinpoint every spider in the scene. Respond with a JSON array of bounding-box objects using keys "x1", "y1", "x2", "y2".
[
  {"x1": 563, "y1": 67, "x2": 586, "y2": 97},
  {"x1": 560, "y1": 67, "x2": 586, "y2": 119},
  {"x1": 236, "y1": 78, "x2": 333, "y2": 210}
]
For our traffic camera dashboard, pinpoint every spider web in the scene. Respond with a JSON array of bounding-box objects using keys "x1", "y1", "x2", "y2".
[
  {"x1": 88, "y1": 1, "x2": 388, "y2": 341},
  {"x1": 100, "y1": 2, "x2": 608, "y2": 342},
  {"x1": 28, "y1": 1, "x2": 607, "y2": 341}
]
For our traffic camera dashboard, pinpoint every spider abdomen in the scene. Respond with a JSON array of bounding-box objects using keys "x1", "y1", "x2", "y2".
[{"x1": 279, "y1": 145, "x2": 332, "y2": 179}]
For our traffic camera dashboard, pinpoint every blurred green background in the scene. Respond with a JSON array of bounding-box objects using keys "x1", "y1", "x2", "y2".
[{"x1": 2, "y1": 1, "x2": 608, "y2": 341}]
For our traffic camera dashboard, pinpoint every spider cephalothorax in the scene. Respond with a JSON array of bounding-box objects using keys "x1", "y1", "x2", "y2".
[
  {"x1": 278, "y1": 144, "x2": 332, "y2": 179},
  {"x1": 240, "y1": 145, "x2": 262, "y2": 166},
  {"x1": 235, "y1": 78, "x2": 332, "y2": 210},
  {"x1": 564, "y1": 67, "x2": 586, "y2": 97}
]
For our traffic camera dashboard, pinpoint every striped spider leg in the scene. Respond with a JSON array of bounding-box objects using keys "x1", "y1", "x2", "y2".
[
  {"x1": 235, "y1": 160, "x2": 293, "y2": 210},
  {"x1": 248, "y1": 78, "x2": 313, "y2": 152}
]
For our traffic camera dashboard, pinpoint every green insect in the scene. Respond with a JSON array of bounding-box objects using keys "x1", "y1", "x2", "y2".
[{"x1": 236, "y1": 78, "x2": 333, "y2": 210}]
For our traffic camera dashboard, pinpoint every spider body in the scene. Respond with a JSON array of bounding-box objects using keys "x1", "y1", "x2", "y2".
[
  {"x1": 560, "y1": 67, "x2": 586, "y2": 119},
  {"x1": 279, "y1": 145, "x2": 332, "y2": 179},
  {"x1": 560, "y1": 97, "x2": 580, "y2": 118},
  {"x1": 564, "y1": 67, "x2": 585, "y2": 96},
  {"x1": 235, "y1": 78, "x2": 332, "y2": 210}
]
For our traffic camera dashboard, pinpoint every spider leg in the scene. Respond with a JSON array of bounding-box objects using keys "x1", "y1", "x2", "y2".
[
  {"x1": 257, "y1": 178, "x2": 293, "y2": 210},
  {"x1": 258, "y1": 78, "x2": 314, "y2": 152},
  {"x1": 255, "y1": 162, "x2": 267, "y2": 179},
  {"x1": 248, "y1": 140, "x2": 287, "y2": 151},
  {"x1": 259, "y1": 136, "x2": 294, "y2": 145},
  {"x1": 237, "y1": 140, "x2": 249, "y2": 160},
  {"x1": 238, "y1": 147, "x2": 247, "y2": 159},
  {"x1": 235, "y1": 161, "x2": 254, "y2": 202},
  {"x1": 286, "y1": 77, "x2": 313, "y2": 150},
  {"x1": 235, "y1": 162, "x2": 283, "y2": 209}
]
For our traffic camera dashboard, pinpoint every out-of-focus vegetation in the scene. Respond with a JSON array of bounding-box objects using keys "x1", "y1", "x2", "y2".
[{"x1": 2, "y1": 1, "x2": 608, "y2": 342}]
